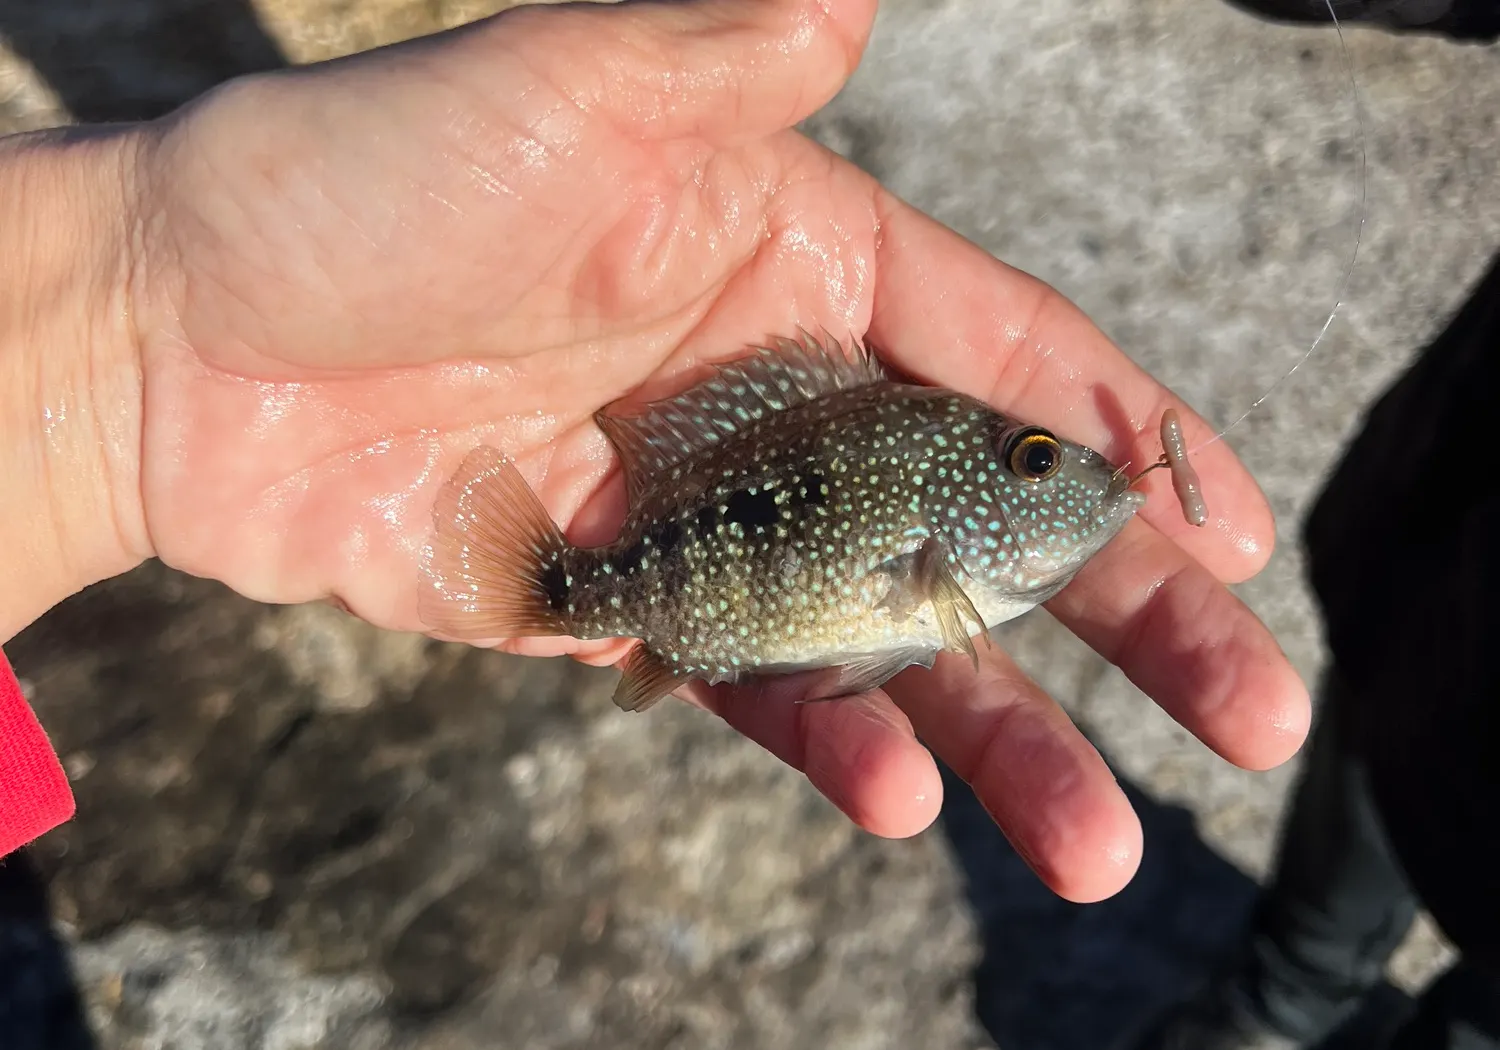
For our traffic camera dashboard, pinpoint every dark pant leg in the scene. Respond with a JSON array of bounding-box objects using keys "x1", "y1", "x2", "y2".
[
  {"x1": 1235, "y1": 666, "x2": 1420, "y2": 1042},
  {"x1": 0, "y1": 849, "x2": 95, "y2": 1050}
]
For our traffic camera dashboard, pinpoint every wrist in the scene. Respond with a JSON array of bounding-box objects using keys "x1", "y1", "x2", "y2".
[{"x1": 0, "y1": 127, "x2": 153, "y2": 643}]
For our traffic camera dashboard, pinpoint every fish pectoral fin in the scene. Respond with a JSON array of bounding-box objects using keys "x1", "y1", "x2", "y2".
[
  {"x1": 914, "y1": 537, "x2": 990, "y2": 671},
  {"x1": 792, "y1": 648, "x2": 937, "y2": 705},
  {"x1": 929, "y1": 600, "x2": 979, "y2": 670},
  {"x1": 612, "y1": 644, "x2": 687, "y2": 713}
]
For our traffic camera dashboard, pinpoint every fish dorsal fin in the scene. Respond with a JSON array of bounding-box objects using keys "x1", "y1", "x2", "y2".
[{"x1": 594, "y1": 329, "x2": 887, "y2": 509}]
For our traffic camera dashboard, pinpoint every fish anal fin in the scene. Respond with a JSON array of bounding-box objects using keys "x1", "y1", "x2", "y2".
[
  {"x1": 593, "y1": 330, "x2": 887, "y2": 510},
  {"x1": 417, "y1": 446, "x2": 573, "y2": 642},
  {"x1": 612, "y1": 644, "x2": 686, "y2": 713}
]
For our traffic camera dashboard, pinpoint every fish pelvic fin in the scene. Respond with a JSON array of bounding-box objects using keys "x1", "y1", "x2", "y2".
[
  {"x1": 612, "y1": 644, "x2": 686, "y2": 713},
  {"x1": 418, "y1": 445, "x2": 573, "y2": 641}
]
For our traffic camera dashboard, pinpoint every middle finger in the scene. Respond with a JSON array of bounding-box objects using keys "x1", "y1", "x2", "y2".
[
  {"x1": 1045, "y1": 516, "x2": 1311, "y2": 771},
  {"x1": 885, "y1": 648, "x2": 1143, "y2": 903}
]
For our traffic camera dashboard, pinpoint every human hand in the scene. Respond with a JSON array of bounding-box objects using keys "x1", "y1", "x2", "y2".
[{"x1": 7, "y1": 0, "x2": 1309, "y2": 902}]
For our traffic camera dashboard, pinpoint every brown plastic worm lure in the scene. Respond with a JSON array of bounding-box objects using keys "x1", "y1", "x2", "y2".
[{"x1": 1126, "y1": 408, "x2": 1208, "y2": 527}]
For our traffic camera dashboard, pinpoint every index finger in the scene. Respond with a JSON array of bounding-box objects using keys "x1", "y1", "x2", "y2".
[{"x1": 865, "y1": 189, "x2": 1275, "y2": 584}]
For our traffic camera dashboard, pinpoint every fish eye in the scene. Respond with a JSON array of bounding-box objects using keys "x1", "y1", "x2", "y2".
[{"x1": 1005, "y1": 428, "x2": 1064, "y2": 482}]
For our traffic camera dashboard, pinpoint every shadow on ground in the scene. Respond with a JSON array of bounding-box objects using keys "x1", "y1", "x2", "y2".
[
  {"x1": 935, "y1": 762, "x2": 1260, "y2": 1049},
  {"x1": 0, "y1": 0, "x2": 285, "y2": 121},
  {"x1": 936, "y1": 745, "x2": 1417, "y2": 1050}
]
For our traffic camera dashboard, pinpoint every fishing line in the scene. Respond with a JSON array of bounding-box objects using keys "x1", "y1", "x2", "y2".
[{"x1": 1187, "y1": 0, "x2": 1368, "y2": 457}]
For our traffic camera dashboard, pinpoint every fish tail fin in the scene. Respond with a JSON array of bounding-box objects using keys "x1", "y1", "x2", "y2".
[{"x1": 418, "y1": 446, "x2": 574, "y2": 640}]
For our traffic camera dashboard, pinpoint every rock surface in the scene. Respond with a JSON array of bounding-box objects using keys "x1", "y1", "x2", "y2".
[{"x1": 4, "y1": 0, "x2": 1494, "y2": 1046}]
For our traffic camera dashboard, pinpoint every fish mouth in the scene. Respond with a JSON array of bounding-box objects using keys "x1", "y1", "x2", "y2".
[
  {"x1": 1091, "y1": 471, "x2": 1146, "y2": 551},
  {"x1": 1107, "y1": 467, "x2": 1147, "y2": 509}
]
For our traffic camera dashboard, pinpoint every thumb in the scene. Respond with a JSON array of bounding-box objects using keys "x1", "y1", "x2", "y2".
[{"x1": 476, "y1": 0, "x2": 879, "y2": 143}]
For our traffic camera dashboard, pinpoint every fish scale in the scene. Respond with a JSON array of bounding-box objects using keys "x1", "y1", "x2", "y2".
[{"x1": 418, "y1": 332, "x2": 1144, "y2": 712}]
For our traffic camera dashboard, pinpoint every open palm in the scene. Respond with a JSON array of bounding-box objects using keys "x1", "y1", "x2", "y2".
[{"x1": 127, "y1": 0, "x2": 1308, "y2": 901}]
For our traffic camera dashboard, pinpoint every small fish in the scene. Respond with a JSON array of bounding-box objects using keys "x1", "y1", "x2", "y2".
[{"x1": 418, "y1": 332, "x2": 1145, "y2": 712}]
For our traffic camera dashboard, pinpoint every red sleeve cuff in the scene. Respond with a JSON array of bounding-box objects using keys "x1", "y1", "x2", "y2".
[{"x1": 0, "y1": 647, "x2": 74, "y2": 857}]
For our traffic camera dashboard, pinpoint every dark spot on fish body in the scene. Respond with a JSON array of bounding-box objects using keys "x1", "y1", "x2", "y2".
[
  {"x1": 724, "y1": 487, "x2": 779, "y2": 529},
  {"x1": 615, "y1": 538, "x2": 648, "y2": 576},
  {"x1": 695, "y1": 505, "x2": 720, "y2": 537},
  {"x1": 608, "y1": 516, "x2": 687, "y2": 580},
  {"x1": 796, "y1": 472, "x2": 828, "y2": 507},
  {"x1": 539, "y1": 561, "x2": 570, "y2": 612},
  {"x1": 650, "y1": 518, "x2": 684, "y2": 555},
  {"x1": 706, "y1": 471, "x2": 834, "y2": 554}
]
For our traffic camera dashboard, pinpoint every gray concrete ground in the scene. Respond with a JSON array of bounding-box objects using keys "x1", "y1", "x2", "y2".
[{"x1": 3, "y1": 0, "x2": 1497, "y2": 1047}]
